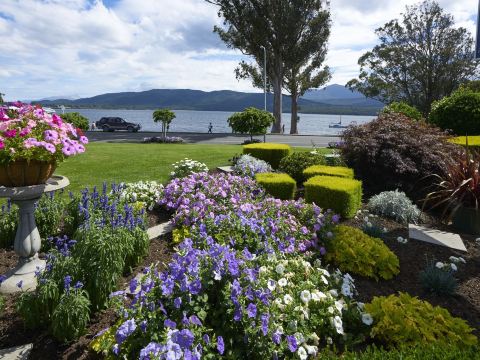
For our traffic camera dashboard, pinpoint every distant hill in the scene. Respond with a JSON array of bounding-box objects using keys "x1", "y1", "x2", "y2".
[{"x1": 37, "y1": 85, "x2": 384, "y2": 115}]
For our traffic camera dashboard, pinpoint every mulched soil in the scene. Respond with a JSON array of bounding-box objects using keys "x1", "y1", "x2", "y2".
[
  {"x1": 0, "y1": 208, "x2": 174, "y2": 359},
  {"x1": 344, "y1": 213, "x2": 480, "y2": 335}
]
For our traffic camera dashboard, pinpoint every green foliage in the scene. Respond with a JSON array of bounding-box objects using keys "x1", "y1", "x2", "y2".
[
  {"x1": 347, "y1": 1, "x2": 479, "y2": 114},
  {"x1": 51, "y1": 288, "x2": 90, "y2": 342},
  {"x1": 316, "y1": 344, "x2": 480, "y2": 360},
  {"x1": 326, "y1": 225, "x2": 399, "y2": 280},
  {"x1": 35, "y1": 192, "x2": 65, "y2": 243},
  {"x1": 0, "y1": 295, "x2": 4, "y2": 315},
  {"x1": 419, "y1": 261, "x2": 457, "y2": 296},
  {"x1": 60, "y1": 112, "x2": 89, "y2": 131},
  {"x1": 303, "y1": 164, "x2": 354, "y2": 180},
  {"x1": 243, "y1": 143, "x2": 292, "y2": 169},
  {"x1": 255, "y1": 173, "x2": 296, "y2": 200},
  {"x1": 278, "y1": 151, "x2": 326, "y2": 183},
  {"x1": 365, "y1": 293, "x2": 478, "y2": 347},
  {"x1": 228, "y1": 107, "x2": 275, "y2": 140},
  {"x1": 381, "y1": 101, "x2": 423, "y2": 120},
  {"x1": 304, "y1": 175, "x2": 362, "y2": 218},
  {"x1": 0, "y1": 200, "x2": 17, "y2": 248},
  {"x1": 153, "y1": 109, "x2": 176, "y2": 138},
  {"x1": 74, "y1": 226, "x2": 146, "y2": 310},
  {"x1": 429, "y1": 89, "x2": 480, "y2": 135}
]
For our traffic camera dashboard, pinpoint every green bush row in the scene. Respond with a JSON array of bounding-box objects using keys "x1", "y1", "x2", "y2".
[
  {"x1": 326, "y1": 225, "x2": 400, "y2": 280},
  {"x1": 243, "y1": 143, "x2": 291, "y2": 169},
  {"x1": 304, "y1": 175, "x2": 362, "y2": 218},
  {"x1": 255, "y1": 173, "x2": 296, "y2": 200},
  {"x1": 303, "y1": 164, "x2": 354, "y2": 179}
]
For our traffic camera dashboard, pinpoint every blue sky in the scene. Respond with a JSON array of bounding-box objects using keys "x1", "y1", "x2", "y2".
[{"x1": 0, "y1": 0, "x2": 477, "y2": 100}]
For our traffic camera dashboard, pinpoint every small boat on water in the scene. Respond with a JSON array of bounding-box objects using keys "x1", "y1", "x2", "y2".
[
  {"x1": 43, "y1": 107, "x2": 56, "y2": 114},
  {"x1": 328, "y1": 116, "x2": 355, "y2": 129}
]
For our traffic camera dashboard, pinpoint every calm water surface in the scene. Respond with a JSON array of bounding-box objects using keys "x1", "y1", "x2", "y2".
[{"x1": 65, "y1": 109, "x2": 374, "y2": 135}]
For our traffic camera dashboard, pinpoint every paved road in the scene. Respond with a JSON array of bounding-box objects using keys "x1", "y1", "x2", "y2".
[{"x1": 85, "y1": 131, "x2": 340, "y2": 148}]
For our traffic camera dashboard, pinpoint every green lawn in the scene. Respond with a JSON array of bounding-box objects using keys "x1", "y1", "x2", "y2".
[{"x1": 54, "y1": 143, "x2": 330, "y2": 192}]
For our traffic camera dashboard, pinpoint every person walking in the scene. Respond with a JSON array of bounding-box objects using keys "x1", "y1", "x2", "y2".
[
  {"x1": 208, "y1": 122, "x2": 213, "y2": 134},
  {"x1": 90, "y1": 122, "x2": 96, "y2": 131},
  {"x1": 282, "y1": 124, "x2": 285, "y2": 134}
]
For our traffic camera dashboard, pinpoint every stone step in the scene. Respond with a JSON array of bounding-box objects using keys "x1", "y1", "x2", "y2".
[
  {"x1": 0, "y1": 343, "x2": 33, "y2": 360},
  {"x1": 147, "y1": 221, "x2": 173, "y2": 240},
  {"x1": 217, "y1": 166, "x2": 234, "y2": 173},
  {"x1": 408, "y1": 224, "x2": 467, "y2": 252}
]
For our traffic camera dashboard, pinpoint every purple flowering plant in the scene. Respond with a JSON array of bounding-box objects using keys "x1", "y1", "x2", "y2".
[
  {"x1": 93, "y1": 173, "x2": 371, "y2": 359},
  {"x1": 0, "y1": 103, "x2": 87, "y2": 165}
]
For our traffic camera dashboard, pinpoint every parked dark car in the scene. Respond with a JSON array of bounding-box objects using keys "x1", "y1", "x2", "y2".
[{"x1": 95, "y1": 117, "x2": 141, "y2": 132}]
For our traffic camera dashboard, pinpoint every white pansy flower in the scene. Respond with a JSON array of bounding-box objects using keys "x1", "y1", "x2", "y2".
[
  {"x1": 300, "y1": 290, "x2": 311, "y2": 304},
  {"x1": 450, "y1": 263, "x2": 458, "y2": 271},
  {"x1": 332, "y1": 316, "x2": 344, "y2": 334},
  {"x1": 294, "y1": 332, "x2": 305, "y2": 344},
  {"x1": 283, "y1": 294, "x2": 293, "y2": 305},
  {"x1": 305, "y1": 345, "x2": 318, "y2": 356},
  {"x1": 335, "y1": 300, "x2": 344, "y2": 313},
  {"x1": 278, "y1": 278, "x2": 288, "y2": 287},
  {"x1": 297, "y1": 346, "x2": 308, "y2": 360},
  {"x1": 329, "y1": 289, "x2": 338, "y2": 297},
  {"x1": 276, "y1": 264, "x2": 285, "y2": 275},
  {"x1": 309, "y1": 332, "x2": 320, "y2": 345},
  {"x1": 435, "y1": 262, "x2": 444, "y2": 269},
  {"x1": 362, "y1": 313, "x2": 373, "y2": 326},
  {"x1": 321, "y1": 275, "x2": 329, "y2": 285},
  {"x1": 267, "y1": 279, "x2": 276, "y2": 291}
]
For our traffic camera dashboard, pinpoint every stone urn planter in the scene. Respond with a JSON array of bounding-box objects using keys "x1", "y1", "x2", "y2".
[
  {"x1": 452, "y1": 206, "x2": 480, "y2": 235},
  {"x1": 0, "y1": 160, "x2": 56, "y2": 187}
]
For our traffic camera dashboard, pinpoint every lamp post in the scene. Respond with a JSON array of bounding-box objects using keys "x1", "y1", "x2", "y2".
[
  {"x1": 476, "y1": 0, "x2": 480, "y2": 59},
  {"x1": 260, "y1": 45, "x2": 267, "y2": 142}
]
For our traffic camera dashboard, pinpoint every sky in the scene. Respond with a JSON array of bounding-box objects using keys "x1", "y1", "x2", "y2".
[{"x1": 0, "y1": 0, "x2": 478, "y2": 100}]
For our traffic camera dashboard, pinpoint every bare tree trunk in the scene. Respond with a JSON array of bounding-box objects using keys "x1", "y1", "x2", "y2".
[
  {"x1": 271, "y1": 75, "x2": 282, "y2": 133},
  {"x1": 290, "y1": 93, "x2": 298, "y2": 134}
]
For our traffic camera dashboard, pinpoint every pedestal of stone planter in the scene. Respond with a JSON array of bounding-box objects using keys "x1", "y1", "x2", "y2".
[{"x1": 0, "y1": 176, "x2": 69, "y2": 294}]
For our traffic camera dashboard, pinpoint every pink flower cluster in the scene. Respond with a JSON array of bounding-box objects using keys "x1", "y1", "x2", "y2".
[{"x1": 0, "y1": 103, "x2": 88, "y2": 162}]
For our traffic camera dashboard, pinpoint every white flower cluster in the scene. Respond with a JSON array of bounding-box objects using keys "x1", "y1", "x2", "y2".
[
  {"x1": 170, "y1": 158, "x2": 209, "y2": 179},
  {"x1": 435, "y1": 256, "x2": 466, "y2": 272},
  {"x1": 120, "y1": 181, "x2": 163, "y2": 211},
  {"x1": 396, "y1": 236, "x2": 408, "y2": 244},
  {"x1": 257, "y1": 256, "x2": 372, "y2": 359}
]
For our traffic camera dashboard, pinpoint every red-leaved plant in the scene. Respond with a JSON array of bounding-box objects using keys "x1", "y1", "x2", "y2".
[{"x1": 423, "y1": 146, "x2": 480, "y2": 220}]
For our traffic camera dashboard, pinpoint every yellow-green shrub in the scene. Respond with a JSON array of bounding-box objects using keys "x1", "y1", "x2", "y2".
[
  {"x1": 303, "y1": 165, "x2": 354, "y2": 179},
  {"x1": 326, "y1": 225, "x2": 399, "y2": 280},
  {"x1": 365, "y1": 293, "x2": 478, "y2": 347},
  {"x1": 255, "y1": 173, "x2": 296, "y2": 200},
  {"x1": 450, "y1": 136, "x2": 480, "y2": 151},
  {"x1": 304, "y1": 176, "x2": 362, "y2": 218},
  {"x1": 172, "y1": 226, "x2": 190, "y2": 244},
  {"x1": 243, "y1": 143, "x2": 292, "y2": 169}
]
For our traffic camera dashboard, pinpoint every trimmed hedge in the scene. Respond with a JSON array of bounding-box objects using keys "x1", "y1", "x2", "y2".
[
  {"x1": 303, "y1": 164, "x2": 354, "y2": 179},
  {"x1": 243, "y1": 143, "x2": 292, "y2": 169},
  {"x1": 255, "y1": 173, "x2": 296, "y2": 200},
  {"x1": 326, "y1": 225, "x2": 399, "y2": 280},
  {"x1": 450, "y1": 136, "x2": 480, "y2": 152},
  {"x1": 304, "y1": 175, "x2": 362, "y2": 218}
]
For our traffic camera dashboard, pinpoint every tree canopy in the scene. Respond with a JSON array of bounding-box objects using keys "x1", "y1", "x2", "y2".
[
  {"x1": 227, "y1": 107, "x2": 274, "y2": 140},
  {"x1": 347, "y1": 0, "x2": 479, "y2": 115},
  {"x1": 153, "y1": 109, "x2": 176, "y2": 138}
]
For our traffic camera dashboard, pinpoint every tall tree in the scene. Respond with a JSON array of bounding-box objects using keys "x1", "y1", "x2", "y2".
[
  {"x1": 347, "y1": 0, "x2": 479, "y2": 115},
  {"x1": 282, "y1": 2, "x2": 331, "y2": 134},
  {"x1": 207, "y1": 0, "x2": 290, "y2": 133}
]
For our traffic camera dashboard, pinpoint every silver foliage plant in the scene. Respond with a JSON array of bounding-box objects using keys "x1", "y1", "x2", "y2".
[
  {"x1": 367, "y1": 190, "x2": 421, "y2": 224},
  {"x1": 233, "y1": 154, "x2": 272, "y2": 178}
]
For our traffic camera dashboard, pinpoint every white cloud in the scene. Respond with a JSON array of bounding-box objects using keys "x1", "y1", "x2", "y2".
[{"x1": 0, "y1": 0, "x2": 478, "y2": 100}]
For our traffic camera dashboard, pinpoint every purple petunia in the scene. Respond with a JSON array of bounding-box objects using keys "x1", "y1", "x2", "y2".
[
  {"x1": 172, "y1": 329, "x2": 195, "y2": 349},
  {"x1": 246, "y1": 303, "x2": 257, "y2": 318},
  {"x1": 164, "y1": 319, "x2": 177, "y2": 329},
  {"x1": 286, "y1": 335, "x2": 298, "y2": 352},
  {"x1": 217, "y1": 335, "x2": 225, "y2": 355},
  {"x1": 115, "y1": 319, "x2": 136, "y2": 345}
]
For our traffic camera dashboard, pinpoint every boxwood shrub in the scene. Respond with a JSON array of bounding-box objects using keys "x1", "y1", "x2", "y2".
[
  {"x1": 304, "y1": 175, "x2": 362, "y2": 218},
  {"x1": 278, "y1": 151, "x2": 326, "y2": 183},
  {"x1": 255, "y1": 172, "x2": 296, "y2": 200},
  {"x1": 365, "y1": 292, "x2": 478, "y2": 347},
  {"x1": 243, "y1": 143, "x2": 291, "y2": 169},
  {"x1": 326, "y1": 225, "x2": 399, "y2": 280},
  {"x1": 303, "y1": 164, "x2": 354, "y2": 180}
]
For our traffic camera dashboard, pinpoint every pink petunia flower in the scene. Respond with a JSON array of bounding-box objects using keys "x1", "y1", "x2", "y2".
[{"x1": 4, "y1": 129, "x2": 17, "y2": 138}]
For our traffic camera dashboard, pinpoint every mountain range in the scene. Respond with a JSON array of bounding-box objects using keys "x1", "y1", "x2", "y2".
[{"x1": 37, "y1": 84, "x2": 384, "y2": 116}]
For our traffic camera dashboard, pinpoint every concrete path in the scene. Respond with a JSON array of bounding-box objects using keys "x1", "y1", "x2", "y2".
[{"x1": 85, "y1": 131, "x2": 340, "y2": 148}]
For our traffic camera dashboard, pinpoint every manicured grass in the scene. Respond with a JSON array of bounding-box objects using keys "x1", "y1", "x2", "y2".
[{"x1": 55, "y1": 143, "x2": 242, "y2": 192}]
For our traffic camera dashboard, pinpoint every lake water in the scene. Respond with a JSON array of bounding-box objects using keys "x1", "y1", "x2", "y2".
[{"x1": 64, "y1": 108, "x2": 375, "y2": 135}]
